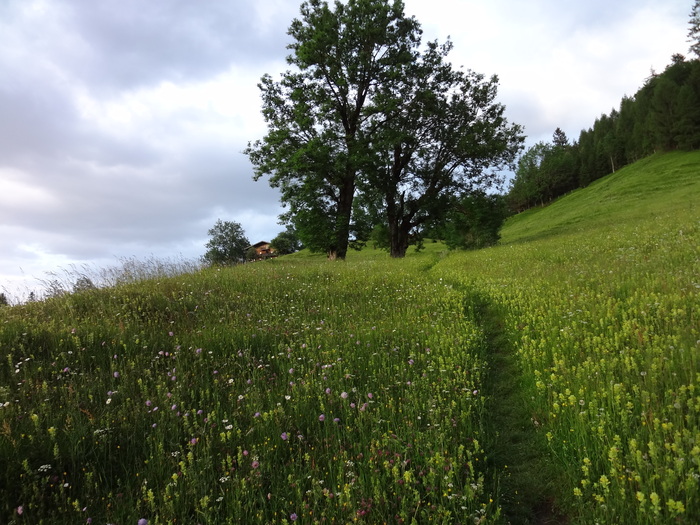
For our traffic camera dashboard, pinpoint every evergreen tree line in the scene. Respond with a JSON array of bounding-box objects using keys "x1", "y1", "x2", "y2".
[{"x1": 508, "y1": 56, "x2": 700, "y2": 212}]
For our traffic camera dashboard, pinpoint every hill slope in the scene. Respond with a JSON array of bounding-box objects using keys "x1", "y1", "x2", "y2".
[
  {"x1": 0, "y1": 151, "x2": 698, "y2": 524},
  {"x1": 500, "y1": 150, "x2": 700, "y2": 245},
  {"x1": 432, "y1": 150, "x2": 699, "y2": 524}
]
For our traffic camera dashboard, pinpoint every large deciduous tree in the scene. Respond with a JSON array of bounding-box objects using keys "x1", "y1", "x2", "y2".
[
  {"x1": 365, "y1": 39, "x2": 523, "y2": 257},
  {"x1": 246, "y1": 0, "x2": 421, "y2": 260},
  {"x1": 247, "y1": 0, "x2": 522, "y2": 258}
]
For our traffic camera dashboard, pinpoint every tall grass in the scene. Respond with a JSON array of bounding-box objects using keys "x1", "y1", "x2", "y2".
[
  {"x1": 2, "y1": 255, "x2": 202, "y2": 305},
  {"x1": 1, "y1": 151, "x2": 698, "y2": 524},
  {"x1": 433, "y1": 151, "x2": 700, "y2": 523},
  {"x1": 1, "y1": 257, "x2": 494, "y2": 524}
]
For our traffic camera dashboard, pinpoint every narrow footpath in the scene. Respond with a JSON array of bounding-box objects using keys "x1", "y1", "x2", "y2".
[{"x1": 464, "y1": 290, "x2": 570, "y2": 525}]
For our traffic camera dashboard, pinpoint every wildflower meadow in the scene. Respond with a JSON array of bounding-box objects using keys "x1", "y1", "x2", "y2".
[{"x1": 1, "y1": 151, "x2": 698, "y2": 524}]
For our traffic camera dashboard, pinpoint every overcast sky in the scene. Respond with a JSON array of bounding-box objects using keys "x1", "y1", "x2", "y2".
[{"x1": 0, "y1": 0, "x2": 691, "y2": 299}]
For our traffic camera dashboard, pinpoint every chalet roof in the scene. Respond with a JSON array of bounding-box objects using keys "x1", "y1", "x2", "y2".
[{"x1": 249, "y1": 241, "x2": 270, "y2": 248}]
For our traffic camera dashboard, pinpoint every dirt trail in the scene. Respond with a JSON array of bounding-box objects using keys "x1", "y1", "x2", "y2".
[{"x1": 465, "y1": 291, "x2": 570, "y2": 524}]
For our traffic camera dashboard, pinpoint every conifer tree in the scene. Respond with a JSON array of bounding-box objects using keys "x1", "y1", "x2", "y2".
[{"x1": 689, "y1": 0, "x2": 700, "y2": 57}]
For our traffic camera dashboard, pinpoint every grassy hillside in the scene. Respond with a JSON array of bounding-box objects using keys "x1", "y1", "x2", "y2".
[
  {"x1": 500, "y1": 150, "x2": 700, "y2": 244},
  {"x1": 0, "y1": 151, "x2": 698, "y2": 524},
  {"x1": 432, "y1": 150, "x2": 699, "y2": 523}
]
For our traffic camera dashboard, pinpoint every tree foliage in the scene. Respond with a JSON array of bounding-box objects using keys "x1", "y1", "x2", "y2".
[
  {"x1": 246, "y1": 0, "x2": 421, "y2": 260},
  {"x1": 507, "y1": 2, "x2": 700, "y2": 213},
  {"x1": 441, "y1": 191, "x2": 509, "y2": 250},
  {"x1": 690, "y1": 0, "x2": 700, "y2": 57},
  {"x1": 270, "y1": 226, "x2": 303, "y2": 255},
  {"x1": 247, "y1": 0, "x2": 522, "y2": 258},
  {"x1": 202, "y1": 220, "x2": 250, "y2": 266},
  {"x1": 365, "y1": 39, "x2": 523, "y2": 257}
]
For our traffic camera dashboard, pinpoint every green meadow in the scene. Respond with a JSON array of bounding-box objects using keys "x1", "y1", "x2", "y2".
[{"x1": 1, "y1": 151, "x2": 698, "y2": 524}]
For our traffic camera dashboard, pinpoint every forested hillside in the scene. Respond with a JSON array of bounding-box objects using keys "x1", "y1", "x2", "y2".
[{"x1": 508, "y1": 56, "x2": 700, "y2": 211}]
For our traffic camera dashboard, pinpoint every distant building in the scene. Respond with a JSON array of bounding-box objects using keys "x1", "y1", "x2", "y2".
[{"x1": 248, "y1": 241, "x2": 277, "y2": 260}]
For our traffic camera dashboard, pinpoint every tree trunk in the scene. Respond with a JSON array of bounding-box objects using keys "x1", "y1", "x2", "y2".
[
  {"x1": 333, "y1": 174, "x2": 356, "y2": 260},
  {"x1": 390, "y1": 220, "x2": 411, "y2": 258},
  {"x1": 387, "y1": 150, "x2": 410, "y2": 258}
]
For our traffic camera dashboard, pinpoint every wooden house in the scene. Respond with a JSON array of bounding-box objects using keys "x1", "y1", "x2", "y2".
[{"x1": 248, "y1": 241, "x2": 277, "y2": 260}]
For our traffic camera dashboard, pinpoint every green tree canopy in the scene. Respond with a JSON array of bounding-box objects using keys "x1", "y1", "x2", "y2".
[
  {"x1": 247, "y1": 0, "x2": 522, "y2": 258},
  {"x1": 246, "y1": 0, "x2": 422, "y2": 260},
  {"x1": 441, "y1": 191, "x2": 509, "y2": 250},
  {"x1": 365, "y1": 39, "x2": 523, "y2": 257},
  {"x1": 202, "y1": 220, "x2": 250, "y2": 266},
  {"x1": 689, "y1": 0, "x2": 700, "y2": 57},
  {"x1": 270, "y1": 226, "x2": 303, "y2": 255}
]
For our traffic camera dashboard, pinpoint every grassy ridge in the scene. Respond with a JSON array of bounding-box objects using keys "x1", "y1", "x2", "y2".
[{"x1": 1, "y1": 151, "x2": 698, "y2": 524}]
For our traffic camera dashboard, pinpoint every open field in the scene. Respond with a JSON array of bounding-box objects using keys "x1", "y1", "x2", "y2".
[{"x1": 1, "y1": 151, "x2": 698, "y2": 523}]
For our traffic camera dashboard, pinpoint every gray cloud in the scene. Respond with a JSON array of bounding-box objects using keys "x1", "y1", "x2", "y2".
[{"x1": 0, "y1": 0, "x2": 691, "y2": 297}]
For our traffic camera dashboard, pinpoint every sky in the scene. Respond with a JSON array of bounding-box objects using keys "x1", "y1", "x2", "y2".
[{"x1": 0, "y1": 0, "x2": 691, "y2": 300}]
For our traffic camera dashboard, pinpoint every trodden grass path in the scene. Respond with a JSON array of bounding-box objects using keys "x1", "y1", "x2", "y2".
[{"x1": 466, "y1": 290, "x2": 570, "y2": 524}]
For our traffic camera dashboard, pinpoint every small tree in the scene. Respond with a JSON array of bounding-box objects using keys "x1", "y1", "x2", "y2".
[
  {"x1": 442, "y1": 192, "x2": 509, "y2": 250},
  {"x1": 202, "y1": 219, "x2": 250, "y2": 266},
  {"x1": 73, "y1": 276, "x2": 97, "y2": 293},
  {"x1": 246, "y1": 246, "x2": 260, "y2": 261},
  {"x1": 270, "y1": 226, "x2": 303, "y2": 255},
  {"x1": 0, "y1": 292, "x2": 9, "y2": 307}
]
